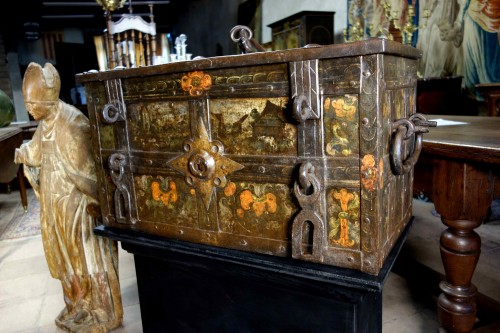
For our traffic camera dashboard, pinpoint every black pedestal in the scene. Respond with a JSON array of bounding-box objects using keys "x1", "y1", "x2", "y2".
[{"x1": 95, "y1": 217, "x2": 413, "y2": 333}]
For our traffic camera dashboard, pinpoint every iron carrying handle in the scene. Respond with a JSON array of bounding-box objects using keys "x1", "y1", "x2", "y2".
[
  {"x1": 230, "y1": 25, "x2": 266, "y2": 54},
  {"x1": 390, "y1": 113, "x2": 437, "y2": 175}
]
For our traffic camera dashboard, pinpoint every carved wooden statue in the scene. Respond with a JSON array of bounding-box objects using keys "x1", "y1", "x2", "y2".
[{"x1": 15, "y1": 62, "x2": 123, "y2": 333}]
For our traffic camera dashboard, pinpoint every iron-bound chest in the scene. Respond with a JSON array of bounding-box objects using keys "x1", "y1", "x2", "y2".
[{"x1": 77, "y1": 38, "x2": 431, "y2": 275}]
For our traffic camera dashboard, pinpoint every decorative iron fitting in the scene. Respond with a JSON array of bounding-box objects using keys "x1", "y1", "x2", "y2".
[
  {"x1": 102, "y1": 100, "x2": 125, "y2": 124},
  {"x1": 290, "y1": 60, "x2": 320, "y2": 123},
  {"x1": 103, "y1": 78, "x2": 126, "y2": 124},
  {"x1": 294, "y1": 162, "x2": 321, "y2": 208},
  {"x1": 167, "y1": 115, "x2": 244, "y2": 210},
  {"x1": 230, "y1": 25, "x2": 265, "y2": 54},
  {"x1": 390, "y1": 113, "x2": 437, "y2": 175},
  {"x1": 108, "y1": 153, "x2": 133, "y2": 223},
  {"x1": 293, "y1": 94, "x2": 313, "y2": 122},
  {"x1": 291, "y1": 161, "x2": 325, "y2": 262}
]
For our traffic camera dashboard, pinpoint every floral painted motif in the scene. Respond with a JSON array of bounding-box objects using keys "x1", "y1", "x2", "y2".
[
  {"x1": 151, "y1": 181, "x2": 178, "y2": 206},
  {"x1": 224, "y1": 181, "x2": 237, "y2": 197},
  {"x1": 218, "y1": 182, "x2": 296, "y2": 236},
  {"x1": 324, "y1": 95, "x2": 358, "y2": 157},
  {"x1": 181, "y1": 71, "x2": 212, "y2": 96},
  {"x1": 334, "y1": 188, "x2": 354, "y2": 212},
  {"x1": 361, "y1": 154, "x2": 378, "y2": 192},
  {"x1": 237, "y1": 189, "x2": 277, "y2": 218},
  {"x1": 329, "y1": 96, "x2": 356, "y2": 121},
  {"x1": 328, "y1": 188, "x2": 360, "y2": 248},
  {"x1": 336, "y1": 214, "x2": 354, "y2": 247},
  {"x1": 332, "y1": 189, "x2": 355, "y2": 247}
]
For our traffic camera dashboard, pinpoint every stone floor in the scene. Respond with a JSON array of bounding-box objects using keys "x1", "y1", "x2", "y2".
[{"x1": 0, "y1": 188, "x2": 499, "y2": 333}]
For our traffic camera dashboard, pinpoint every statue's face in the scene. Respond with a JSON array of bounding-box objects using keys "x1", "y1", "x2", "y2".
[{"x1": 24, "y1": 101, "x2": 55, "y2": 120}]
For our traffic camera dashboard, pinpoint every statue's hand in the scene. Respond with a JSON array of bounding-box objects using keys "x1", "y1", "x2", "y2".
[
  {"x1": 439, "y1": 22, "x2": 463, "y2": 46},
  {"x1": 14, "y1": 148, "x2": 23, "y2": 164}
]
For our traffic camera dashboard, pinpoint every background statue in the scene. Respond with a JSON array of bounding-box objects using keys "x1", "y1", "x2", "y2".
[{"x1": 14, "y1": 62, "x2": 123, "y2": 333}]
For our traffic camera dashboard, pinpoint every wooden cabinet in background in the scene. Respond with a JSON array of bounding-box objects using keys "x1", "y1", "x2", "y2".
[
  {"x1": 476, "y1": 83, "x2": 500, "y2": 117},
  {"x1": 268, "y1": 11, "x2": 335, "y2": 50},
  {"x1": 417, "y1": 76, "x2": 469, "y2": 115}
]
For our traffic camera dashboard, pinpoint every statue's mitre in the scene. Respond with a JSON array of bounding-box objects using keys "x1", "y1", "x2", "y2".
[{"x1": 23, "y1": 62, "x2": 60, "y2": 102}]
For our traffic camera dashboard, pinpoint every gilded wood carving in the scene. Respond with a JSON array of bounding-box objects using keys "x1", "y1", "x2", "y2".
[{"x1": 15, "y1": 63, "x2": 123, "y2": 333}]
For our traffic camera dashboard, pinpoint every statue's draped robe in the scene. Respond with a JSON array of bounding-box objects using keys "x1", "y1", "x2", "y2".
[{"x1": 18, "y1": 102, "x2": 122, "y2": 328}]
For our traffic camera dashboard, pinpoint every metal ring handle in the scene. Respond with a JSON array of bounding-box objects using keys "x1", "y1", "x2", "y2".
[
  {"x1": 391, "y1": 126, "x2": 423, "y2": 175},
  {"x1": 293, "y1": 95, "x2": 312, "y2": 123},
  {"x1": 230, "y1": 25, "x2": 253, "y2": 54},
  {"x1": 298, "y1": 161, "x2": 314, "y2": 190},
  {"x1": 230, "y1": 25, "x2": 253, "y2": 42},
  {"x1": 294, "y1": 162, "x2": 321, "y2": 206},
  {"x1": 108, "y1": 153, "x2": 127, "y2": 181},
  {"x1": 391, "y1": 118, "x2": 415, "y2": 139},
  {"x1": 102, "y1": 102, "x2": 121, "y2": 124},
  {"x1": 390, "y1": 113, "x2": 435, "y2": 175},
  {"x1": 230, "y1": 25, "x2": 265, "y2": 53}
]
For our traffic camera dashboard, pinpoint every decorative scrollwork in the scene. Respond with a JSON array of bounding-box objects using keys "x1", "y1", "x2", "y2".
[{"x1": 390, "y1": 113, "x2": 437, "y2": 175}]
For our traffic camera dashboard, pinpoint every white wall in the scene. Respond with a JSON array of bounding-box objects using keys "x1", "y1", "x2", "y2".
[{"x1": 261, "y1": 0, "x2": 347, "y2": 44}]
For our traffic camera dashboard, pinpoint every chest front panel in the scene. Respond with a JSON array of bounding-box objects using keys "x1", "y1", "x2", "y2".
[{"x1": 82, "y1": 42, "x2": 421, "y2": 275}]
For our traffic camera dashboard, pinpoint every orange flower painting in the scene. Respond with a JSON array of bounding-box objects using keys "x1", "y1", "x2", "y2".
[
  {"x1": 331, "y1": 97, "x2": 356, "y2": 121},
  {"x1": 238, "y1": 189, "x2": 277, "y2": 217},
  {"x1": 330, "y1": 188, "x2": 358, "y2": 248},
  {"x1": 181, "y1": 71, "x2": 212, "y2": 96},
  {"x1": 224, "y1": 181, "x2": 237, "y2": 197},
  {"x1": 336, "y1": 214, "x2": 355, "y2": 247},
  {"x1": 151, "y1": 181, "x2": 178, "y2": 206},
  {"x1": 361, "y1": 154, "x2": 378, "y2": 192}
]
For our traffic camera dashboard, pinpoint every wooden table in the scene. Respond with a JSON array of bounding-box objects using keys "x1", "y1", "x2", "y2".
[
  {"x1": 0, "y1": 126, "x2": 27, "y2": 210},
  {"x1": 414, "y1": 115, "x2": 500, "y2": 333},
  {"x1": 476, "y1": 83, "x2": 500, "y2": 117},
  {"x1": 14, "y1": 120, "x2": 38, "y2": 140}
]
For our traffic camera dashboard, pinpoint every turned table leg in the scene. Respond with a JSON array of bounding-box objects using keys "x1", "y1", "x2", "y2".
[
  {"x1": 438, "y1": 218, "x2": 481, "y2": 332},
  {"x1": 432, "y1": 159, "x2": 493, "y2": 333},
  {"x1": 18, "y1": 165, "x2": 28, "y2": 212}
]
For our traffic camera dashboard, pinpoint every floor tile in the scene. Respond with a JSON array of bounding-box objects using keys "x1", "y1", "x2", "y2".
[
  {"x1": 0, "y1": 298, "x2": 43, "y2": 332},
  {"x1": 0, "y1": 271, "x2": 49, "y2": 303},
  {"x1": 0, "y1": 255, "x2": 49, "y2": 281},
  {"x1": 38, "y1": 293, "x2": 64, "y2": 328}
]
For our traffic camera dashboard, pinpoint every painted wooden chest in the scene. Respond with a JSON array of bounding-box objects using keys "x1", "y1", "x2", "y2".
[{"x1": 77, "y1": 37, "x2": 434, "y2": 275}]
